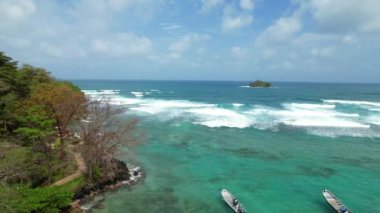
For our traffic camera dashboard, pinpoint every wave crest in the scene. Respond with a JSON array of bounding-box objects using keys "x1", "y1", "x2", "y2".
[{"x1": 83, "y1": 90, "x2": 380, "y2": 138}]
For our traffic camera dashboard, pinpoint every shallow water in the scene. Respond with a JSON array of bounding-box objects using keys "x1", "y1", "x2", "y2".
[{"x1": 73, "y1": 81, "x2": 380, "y2": 212}]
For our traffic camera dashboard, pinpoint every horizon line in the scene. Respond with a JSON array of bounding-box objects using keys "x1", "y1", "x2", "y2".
[{"x1": 62, "y1": 79, "x2": 380, "y2": 84}]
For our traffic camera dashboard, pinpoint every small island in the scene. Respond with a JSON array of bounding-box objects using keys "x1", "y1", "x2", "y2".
[{"x1": 248, "y1": 80, "x2": 272, "y2": 88}]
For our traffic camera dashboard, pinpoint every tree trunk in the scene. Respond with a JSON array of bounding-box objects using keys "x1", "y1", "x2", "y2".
[
  {"x1": 46, "y1": 143, "x2": 53, "y2": 185},
  {"x1": 87, "y1": 161, "x2": 93, "y2": 182},
  {"x1": 59, "y1": 131, "x2": 65, "y2": 160},
  {"x1": 47, "y1": 164, "x2": 52, "y2": 185}
]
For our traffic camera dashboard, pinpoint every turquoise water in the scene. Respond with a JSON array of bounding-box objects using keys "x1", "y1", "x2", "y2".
[{"x1": 73, "y1": 81, "x2": 380, "y2": 212}]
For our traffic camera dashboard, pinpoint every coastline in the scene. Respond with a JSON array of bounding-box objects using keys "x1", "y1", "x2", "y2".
[{"x1": 70, "y1": 160, "x2": 144, "y2": 212}]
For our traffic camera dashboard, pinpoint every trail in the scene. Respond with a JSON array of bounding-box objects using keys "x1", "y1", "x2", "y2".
[{"x1": 53, "y1": 152, "x2": 86, "y2": 186}]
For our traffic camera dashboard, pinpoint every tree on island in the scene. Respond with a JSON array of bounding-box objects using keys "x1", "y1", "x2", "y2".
[{"x1": 248, "y1": 80, "x2": 272, "y2": 88}]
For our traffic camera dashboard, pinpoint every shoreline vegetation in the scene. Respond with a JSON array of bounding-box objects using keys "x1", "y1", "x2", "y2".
[
  {"x1": 248, "y1": 80, "x2": 272, "y2": 88},
  {"x1": 0, "y1": 51, "x2": 141, "y2": 212}
]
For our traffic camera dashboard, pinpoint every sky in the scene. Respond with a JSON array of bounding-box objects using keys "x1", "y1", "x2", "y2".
[{"x1": 0, "y1": 0, "x2": 380, "y2": 83}]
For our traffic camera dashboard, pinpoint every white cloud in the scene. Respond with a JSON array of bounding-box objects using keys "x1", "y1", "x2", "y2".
[
  {"x1": 297, "y1": 0, "x2": 380, "y2": 34},
  {"x1": 240, "y1": 0, "x2": 254, "y2": 11},
  {"x1": 0, "y1": 36, "x2": 31, "y2": 49},
  {"x1": 342, "y1": 35, "x2": 358, "y2": 45},
  {"x1": 169, "y1": 34, "x2": 209, "y2": 53},
  {"x1": 231, "y1": 46, "x2": 248, "y2": 58},
  {"x1": 200, "y1": 0, "x2": 223, "y2": 13},
  {"x1": 222, "y1": 14, "x2": 253, "y2": 32},
  {"x1": 0, "y1": 0, "x2": 379, "y2": 82},
  {"x1": 310, "y1": 46, "x2": 335, "y2": 58},
  {"x1": 0, "y1": 0, "x2": 36, "y2": 21},
  {"x1": 160, "y1": 23, "x2": 186, "y2": 35},
  {"x1": 222, "y1": 4, "x2": 253, "y2": 32},
  {"x1": 92, "y1": 33, "x2": 152, "y2": 56},
  {"x1": 161, "y1": 23, "x2": 183, "y2": 31},
  {"x1": 39, "y1": 41, "x2": 64, "y2": 57},
  {"x1": 0, "y1": 0, "x2": 161, "y2": 61},
  {"x1": 255, "y1": 16, "x2": 301, "y2": 45},
  {"x1": 261, "y1": 49, "x2": 276, "y2": 60},
  {"x1": 150, "y1": 33, "x2": 209, "y2": 64}
]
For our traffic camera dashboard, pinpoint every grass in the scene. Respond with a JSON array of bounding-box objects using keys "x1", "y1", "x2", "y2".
[{"x1": 56, "y1": 176, "x2": 86, "y2": 192}]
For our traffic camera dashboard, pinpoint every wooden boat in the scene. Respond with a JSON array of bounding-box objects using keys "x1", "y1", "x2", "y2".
[
  {"x1": 322, "y1": 189, "x2": 351, "y2": 213},
  {"x1": 221, "y1": 189, "x2": 246, "y2": 213}
]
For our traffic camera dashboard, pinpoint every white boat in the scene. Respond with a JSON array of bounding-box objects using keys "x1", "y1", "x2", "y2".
[
  {"x1": 323, "y1": 189, "x2": 351, "y2": 213},
  {"x1": 221, "y1": 189, "x2": 246, "y2": 213}
]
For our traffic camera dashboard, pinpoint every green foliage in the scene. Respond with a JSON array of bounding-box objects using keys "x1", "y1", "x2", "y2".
[
  {"x1": 0, "y1": 146, "x2": 31, "y2": 183},
  {"x1": 0, "y1": 184, "x2": 73, "y2": 213},
  {"x1": 52, "y1": 138, "x2": 61, "y2": 149},
  {"x1": 0, "y1": 52, "x2": 56, "y2": 132},
  {"x1": 0, "y1": 92, "x2": 18, "y2": 133},
  {"x1": 249, "y1": 80, "x2": 272, "y2": 88},
  {"x1": 18, "y1": 65, "x2": 53, "y2": 86},
  {"x1": 0, "y1": 147, "x2": 48, "y2": 185},
  {"x1": 92, "y1": 164, "x2": 103, "y2": 181},
  {"x1": 56, "y1": 176, "x2": 85, "y2": 192},
  {"x1": 59, "y1": 80, "x2": 82, "y2": 92},
  {"x1": 0, "y1": 52, "x2": 18, "y2": 97},
  {"x1": 15, "y1": 105, "x2": 55, "y2": 143},
  {"x1": 0, "y1": 51, "x2": 89, "y2": 211}
]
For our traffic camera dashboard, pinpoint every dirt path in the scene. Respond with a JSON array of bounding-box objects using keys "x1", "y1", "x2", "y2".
[{"x1": 53, "y1": 152, "x2": 86, "y2": 186}]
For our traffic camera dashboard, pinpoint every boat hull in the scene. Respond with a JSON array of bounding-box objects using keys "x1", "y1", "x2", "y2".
[
  {"x1": 221, "y1": 189, "x2": 246, "y2": 213},
  {"x1": 322, "y1": 189, "x2": 350, "y2": 213}
]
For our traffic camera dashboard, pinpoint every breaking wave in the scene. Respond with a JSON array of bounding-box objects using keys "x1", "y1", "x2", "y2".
[
  {"x1": 83, "y1": 90, "x2": 380, "y2": 138},
  {"x1": 83, "y1": 89, "x2": 120, "y2": 95},
  {"x1": 322, "y1": 99, "x2": 380, "y2": 108},
  {"x1": 130, "y1": 92, "x2": 144, "y2": 97}
]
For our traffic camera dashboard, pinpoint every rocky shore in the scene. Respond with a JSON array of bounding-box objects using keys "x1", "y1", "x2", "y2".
[{"x1": 70, "y1": 160, "x2": 144, "y2": 212}]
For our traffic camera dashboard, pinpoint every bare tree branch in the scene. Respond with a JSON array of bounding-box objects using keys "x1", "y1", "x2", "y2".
[{"x1": 79, "y1": 98, "x2": 139, "y2": 182}]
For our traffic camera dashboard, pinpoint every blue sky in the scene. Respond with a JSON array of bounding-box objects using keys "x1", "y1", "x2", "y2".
[{"x1": 0, "y1": 0, "x2": 379, "y2": 82}]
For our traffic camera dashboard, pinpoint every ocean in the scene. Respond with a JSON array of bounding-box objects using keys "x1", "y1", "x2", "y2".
[{"x1": 72, "y1": 80, "x2": 380, "y2": 212}]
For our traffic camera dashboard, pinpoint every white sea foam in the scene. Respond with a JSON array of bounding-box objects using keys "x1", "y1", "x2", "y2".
[
  {"x1": 323, "y1": 99, "x2": 380, "y2": 108},
  {"x1": 130, "y1": 92, "x2": 144, "y2": 97},
  {"x1": 239, "y1": 86, "x2": 250, "y2": 88},
  {"x1": 140, "y1": 100, "x2": 214, "y2": 109},
  {"x1": 110, "y1": 96, "x2": 143, "y2": 105},
  {"x1": 128, "y1": 99, "x2": 250, "y2": 128},
  {"x1": 129, "y1": 100, "x2": 214, "y2": 115},
  {"x1": 246, "y1": 103, "x2": 367, "y2": 128},
  {"x1": 100, "y1": 89, "x2": 120, "y2": 94},
  {"x1": 83, "y1": 89, "x2": 120, "y2": 95},
  {"x1": 285, "y1": 103, "x2": 335, "y2": 109},
  {"x1": 368, "y1": 108, "x2": 380, "y2": 112},
  {"x1": 82, "y1": 89, "x2": 379, "y2": 137},
  {"x1": 188, "y1": 108, "x2": 253, "y2": 128},
  {"x1": 366, "y1": 115, "x2": 380, "y2": 126},
  {"x1": 308, "y1": 128, "x2": 380, "y2": 138}
]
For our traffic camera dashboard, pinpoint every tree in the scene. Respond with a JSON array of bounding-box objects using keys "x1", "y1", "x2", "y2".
[
  {"x1": 248, "y1": 80, "x2": 272, "y2": 88},
  {"x1": 0, "y1": 53, "x2": 53, "y2": 133},
  {"x1": 31, "y1": 83, "x2": 87, "y2": 159},
  {"x1": 14, "y1": 105, "x2": 55, "y2": 146},
  {"x1": 0, "y1": 184, "x2": 73, "y2": 213},
  {"x1": 0, "y1": 52, "x2": 18, "y2": 132},
  {"x1": 80, "y1": 99, "x2": 138, "y2": 181}
]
